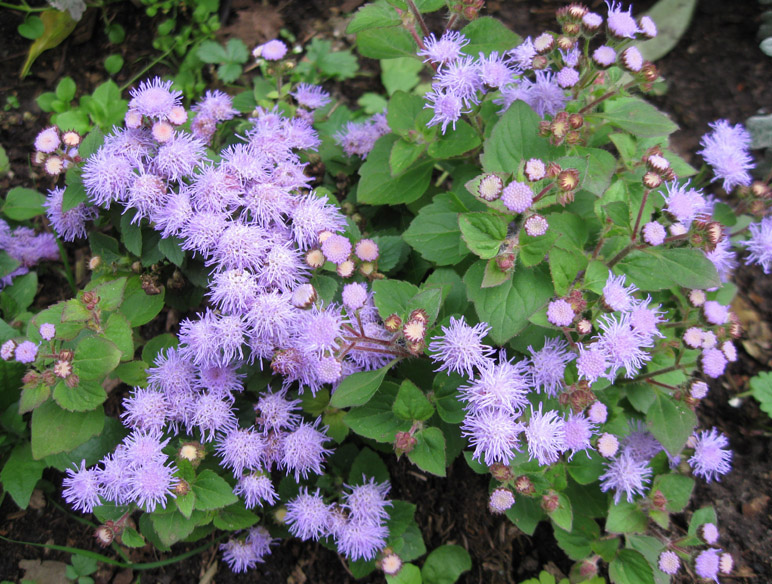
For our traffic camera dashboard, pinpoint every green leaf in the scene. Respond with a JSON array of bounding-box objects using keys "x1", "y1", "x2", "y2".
[
  {"x1": 192, "y1": 469, "x2": 239, "y2": 511},
  {"x1": 606, "y1": 502, "x2": 648, "y2": 534},
  {"x1": 1, "y1": 443, "x2": 47, "y2": 509},
  {"x1": 43, "y1": 417, "x2": 126, "y2": 471},
  {"x1": 393, "y1": 379, "x2": 434, "y2": 421},
  {"x1": 432, "y1": 373, "x2": 465, "y2": 424},
  {"x1": 55, "y1": 77, "x2": 77, "y2": 102},
  {"x1": 53, "y1": 380, "x2": 107, "y2": 412},
  {"x1": 20, "y1": 10, "x2": 77, "y2": 78},
  {"x1": 407, "y1": 287, "x2": 442, "y2": 325},
  {"x1": 505, "y1": 495, "x2": 544, "y2": 536},
  {"x1": 225, "y1": 38, "x2": 249, "y2": 63},
  {"x1": 403, "y1": 193, "x2": 470, "y2": 265},
  {"x1": 73, "y1": 336, "x2": 122, "y2": 380},
  {"x1": 387, "y1": 563, "x2": 422, "y2": 584},
  {"x1": 55, "y1": 109, "x2": 90, "y2": 134},
  {"x1": 197, "y1": 40, "x2": 228, "y2": 63},
  {"x1": 358, "y1": 135, "x2": 433, "y2": 205},
  {"x1": 86, "y1": 80, "x2": 128, "y2": 130},
  {"x1": 373, "y1": 235, "x2": 410, "y2": 273},
  {"x1": 548, "y1": 492, "x2": 573, "y2": 532},
  {"x1": 113, "y1": 361, "x2": 148, "y2": 386},
  {"x1": 104, "y1": 54, "x2": 124, "y2": 75},
  {"x1": 549, "y1": 247, "x2": 588, "y2": 296},
  {"x1": 91, "y1": 277, "x2": 127, "y2": 312},
  {"x1": 19, "y1": 384, "x2": 50, "y2": 414},
  {"x1": 0, "y1": 252, "x2": 20, "y2": 280},
  {"x1": 464, "y1": 261, "x2": 553, "y2": 344},
  {"x1": 386, "y1": 91, "x2": 426, "y2": 135},
  {"x1": 141, "y1": 333, "x2": 178, "y2": 363},
  {"x1": 89, "y1": 232, "x2": 121, "y2": 264},
  {"x1": 427, "y1": 120, "x2": 481, "y2": 159},
  {"x1": 617, "y1": 248, "x2": 721, "y2": 291},
  {"x1": 150, "y1": 509, "x2": 203, "y2": 546},
  {"x1": 372, "y1": 279, "x2": 419, "y2": 320},
  {"x1": 120, "y1": 278, "x2": 165, "y2": 326},
  {"x1": 553, "y1": 514, "x2": 598, "y2": 560},
  {"x1": 30, "y1": 401, "x2": 105, "y2": 459},
  {"x1": 79, "y1": 128, "x2": 105, "y2": 158},
  {"x1": 407, "y1": 426, "x2": 446, "y2": 477},
  {"x1": 637, "y1": 0, "x2": 697, "y2": 61},
  {"x1": 213, "y1": 503, "x2": 259, "y2": 531},
  {"x1": 119, "y1": 527, "x2": 145, "y2": 548},
  {"x1": 626, "y1": 535, "x2": 668, "y2": 584},
  {"x1": 217, "y1": 62, "x2": 243, "y2": 84},
  {"x1": 349, "y1": 447, "x2": 390, "y2": 484},
  {"x1": 330, "y1": 364, "x2": 392, "y2": 408},
  {"x1": 62, "y1": 168, "x2": 88, "y2": 212},
  {"x1": 3, "y1": 187, "x2": 46, "y2": 220},
  {"x1": 356, "y1": 27, "x2": 416, "y2": 59},
  {"x1": 18, "y1": 15, "x2": 45, "y2": 39},
  {"x1": 652, "y1": 474, "x2": 694, "y2": 512},
  {"x1": 609, "y1": 549, "x2": 654, "y2": 584},
  {"x1": 2, "y1": 271, "x2": 37, "y2": 317},
  {"x1": 570, "y1": 147, "x2": 618, "y2": 197},
  {"x1": 382, "y1": 57, "x2": 423, "y2": 96},
  {"x1": 458, "y1": 212, "x2": 509, "y2": 259},
  {"x1": 103, "y1": 313, "x2": 133, "y2": 361},
  {"x1": 601, "y1": 97, "x2": 678, "y2": 138},
  {"x1": 120, "y1": 212, "x2": 143, "y2": 256},
  {"x1": 345, "y1": 381, "x2": 411, "y2": 442},
  {"x1": 347, "y1": 2, "x2": 401, "y2": 34},
  {"x1": 645, "y1": 393, "x2": 696, "y2": 455},
  {"x1": 390, "y1": 139, "x2": 426, "y2": 176},
  {"x1": 482, "y1": 100, "x2": 552, "y2": 173},
  {"x1": 421, "y1": 544, "x2": 472, "y2": 584},
  {"x1": 687, "y1": 506, "x2": 717, "y2": 538},
  {"x1": 460, "y1": 16, "x2": 520, "y2": 57},
  {"x1": 749, "y1": 371, "x2": 772, "y2": 417}
]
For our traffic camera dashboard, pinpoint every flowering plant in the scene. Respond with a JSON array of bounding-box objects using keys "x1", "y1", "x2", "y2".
[{"x1": 0, "y1": 1, "x2": 767, "y2": 582}]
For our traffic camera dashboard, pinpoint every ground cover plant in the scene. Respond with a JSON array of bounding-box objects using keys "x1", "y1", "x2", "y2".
[{"x1": 0, "y1": 1, "x2": 770, "y2": 583}]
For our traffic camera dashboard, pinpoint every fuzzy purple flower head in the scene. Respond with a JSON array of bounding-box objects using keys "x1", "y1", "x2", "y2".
[
  {"x1": 429, "y1": 316, "x2": 493, "y2": 378},
  {"x1": 698, "y1": 119, "x2": 755, "y2": 192},
  {"x1": 689, "y1": 427, "x2": 732, "y2": 482}
]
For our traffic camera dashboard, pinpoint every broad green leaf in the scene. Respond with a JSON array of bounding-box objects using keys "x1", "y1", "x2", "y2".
[
  {"x1": 0, "y1": 252, "x2": 21, "y2": 279},
  {"x1": 347, "y1": 2, "x2": 401, "y2": 34},
  {"x1": 30, "y1": 401, "x2": 104, "y2": 459},
  {"x1": 407, "y1": 426, "x2": 446, "y2": 477},
  {"x1": 213, "y1": 503, "x2": 259, "y2": 531},
  {"x1": 382, "y1": 57, "x2": 423, "y2": 96},
  {"x1": 2, "y1": 187, "x2": 46, "y2": 220},
  {"x1": 356, "y1": 26, "x2": 416, "y2": 59},
  {"x1": 141, "y1": 333, "x2": 178, "y2": 364},
  {"x1": 749, "y1": 371, "x2": 772, "y2": 417},
  {"x1": 617, "y1": 248, "x2": 720, "y2": 290},
  {"x1": 549, "y1": 247, "x2": 588, "y2": 296},
  {"x1": 86, "y1": 80, "x2": 128, "y2": 130},
  {"x1": 407, "y1": 287, "x2": 443, "y2": 326},
  {"x1": 330, "y1": 364, "x2": 392, "y2": 408},
  {"x1": 192, "y1": 469, "x2": 239, "y2": 511},
  {"x1": 606, "y1": 502, "x2": 648, "y2": 534},
  {"x1": 73, "y1": 336, "x2": 122, "y2": 380},
  {"x1": 548, "y1": 492, "x2": 573, "y2": 532},
  {"x1": 151, "y1": 509, "x2": 204, "y2": 546},
  {"x1": 374, "y1": 235, "x2": 410, "y2": 273},
  {"x1": 458, "y1": 212, "x2": 509, "y2": 259},
  {"x1": 645, "y1": 393, "x2": 696, "y2": 455},
  {"x1": 18, "y1": 15, "x2": 45, "y2": 39},
  {"x1": 120, "y1": 277, "x2": 165, "y2": 326},
  {"x1": 553, "y1": 514, "x2": 599, "y2": 560},
  {"x1": 387, "y1": 91, "x2": 425, "y2": 135},
  {"x1": 609, "y1": 549, "x2": 654, "y2": 584},
  {"x1": 90, "y1": 276, "x2": 127, "y2": 312},
  {"x1": 197, "y1": 40, "x2": 228, "y2": 63},
  {"x1": 113, "y1": 361, "x2": 148, "y2": 386},
  {"x1": 421, "y1": 544, "x2": 472, "y2": 584},
  {"x1": 20, "y1": 9, "x2": 77, "y2": 78},
  {"x1": 652, "y1": 474, "x2": 694, "y2": 512},
  {"x1": 637, "y1": 0, "x2": 697, "y2": 61},
  {"x1": 120, "y1": 212, "x2": 142, "y2": 256},
  {"x1": 687, "y1": 506, "x2": 717, "y2": 539},
  {"x1": 393, "y1": 379, "x2": 434, "y2": 421},
  {"x1": 461, "y1": 16, "x2": 520, "y2": 56},
  {"x1": 626, "y1": 535, "x2": 668, "y2": 584},
  {"x1": 349, "y1": 447, "x2": 390, "y2": 484},
  {"x1": 358, "y1": 135, "x2": 433, "y2": 205},
  {"x1": 464, "y1": 261, "x2": 553, "y2": 344},
  {"x1": 372, "y1": 279, "x2": 420, "y2": 320},
  {"x1": 103, "y1": 313, "x2": 133, "y2": 360},
  {"x1": 53, "y1": 380, "x2": 107, "y2": 412},
  {"x1": 570, "y1": 147, "x2": 618, "y2": 197},
  {"x1": 2, "y1": 271, "x2": 38, "y2": 317},
  {"x1": 79, "y1": 128, "x2": 105, "y2": 158},
  {"x1": 120, "y1": 527, "x2": 145, "y2": 548},
  {"x1": 345, "y1": 382, "x2": 411, "y2": 442},
  {"x1": 403, "y1": 193, "x2": 470, "y2": 265},
  {"x1": 482, "y1": 100, "x2": 553, "y2": 173},
  {"x1": 0, "y1": 442, "x2": 47, "y2": 509},
  {"x1": 600, "y1": 97, "x2": 678, "y2": 138},
  {"x1": 19, "y1": 384, "x2": 51, "y2": 414},
  {"x1": 62, "y1": 169, "x2": 88, "y2": 212},
  {"x1": 506, "y1": 494, "x2": 544, "y2": 536},
  {"x1": 390, "y1": 139, "x2": 426, "y2": 176},
  {"x1": 387, "y1": 563, "x2": 421, "y2": 584},
  {"x1": 427, "y1": 120, "x2": 481, "y2": 159}
]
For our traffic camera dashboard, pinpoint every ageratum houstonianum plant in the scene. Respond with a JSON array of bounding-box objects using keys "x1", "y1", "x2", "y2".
[{"x1": 0, "y1": 0, "x2": 768, "y2": 582}]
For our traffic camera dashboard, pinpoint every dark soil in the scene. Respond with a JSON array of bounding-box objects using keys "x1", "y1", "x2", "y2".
[{"x1": 1, "y1": 0, "x2": 771, "y2": 583}]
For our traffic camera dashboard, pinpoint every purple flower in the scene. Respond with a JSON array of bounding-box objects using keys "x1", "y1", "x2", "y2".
[
  {"x1": 255, "y1": 387, "x2": 301, "y2": 432},
  {"x1": 563, "y1": 413, "x2": 596, "y2": 460},
  {"x1": 705, "y1": 236, "x2": 737, "y2": 282},
  {"x1": 460, "y1": 352, "x2": 530, "y2": 415},
  {"x1": 255, "y1": 39, "x2": 287, "y2": 61},
  {"x1": 587, "y1": 401, "x2": 608, "y2": 424},
  {"x1": 342, "y1": 478, "x2": 391, "y2": 525},
  {"x1": 96, "y1": 452, "x2": 132, "y2": 503},
  {"x1": 428, "y1": 316, "x2": 493, "y2": 378},
  {"x1": 127, "y1": 173, "x2": 167, "y2": 221},
  {"x1": 39, "y1": 323, "x2": 56, "y2": 341},
  {"x1": 292, "y1": 83, "x2": 331, "y2": 109},
  {"x1": 599, "y1": 450, "x2": 652, "y2": 503},
  {"x1": 478, "y1": 51, "x2": 515, "y2": 88},
  {"x1": 44, "y1": 186, "x2": 98, "y2": 241},
  {"x1": 424, "y1": 88, "x2": 467, "y2": 134},
  {"x1": 121, "y1": 431, "x2": 170, "y2": 466},
  {"x1": 247, "y1": 526, "x2": 276, "y2": 560},
  {"x1": 701, "y1": 347, "x2": 727, "y2": 378},
  {"x1": 220, "y1": 538, "x2": 260, "y2": 573},
  {"x1": 741, "y1": 216, "x2": 772, "y2": 273},
  {"x1": 295, "y1": 304, "x2": 344, "y2": 355},
  {"x1": 81, "y1": 150, "x2": 134, "y2": 208},
  {"x1": 488, "y1": 488, "x2": 515, "y2": 514},
  {"x1": 697, "y1": 119, "x2": 754, "y2": 192},
  {"x1": 596, "y1": 313, "x2": 653, "y2": 379},
  {"x1": 506, "y1": 37, "x2": 536, "y2": 69},
  {"x1": 592, "y1": 45, "x2": 617, "y2": 67},
  {"x1": 208, "y1": 269, "x2": 259, "y2": 315},
  {"x1": 602, "y1": 272, "x2": 637, "y2": 312},
  {"x1": 576, "y1": 343, "x2": 609, "y2": 384},
  {"x1": 662, "y1": 181, "x2": 707, "y2": 224},
  {"x1": 547, "y1": 299, "x2": 575, "y2": 327},
  {"x1": 147, "y1": 347, "x2": 196, "y2": 395},
  {"x1": 120, "y1": 388, "x2": 168, "y2": 432},
  {"x1": 527, "y1": 337, "x2": 575, "y2": 397},
  {"x1": 342, "y1": 282, "x2": 369, "y2": 311},
  {"x1": 281, "y1": 418, "x2": 332, "y2": 480},
  {"x1": 462, "y1": 408, "x2": 524, "y2": 466},
  {"x1": 695, "y1": 548, "x2": 721, "y2": 582},
  {"x1": 192, "y1": 90, "x2": 238, "y2": 122},
  {"x1": 234, "y1": 472, "x2": 278, "y2": 509},
  {"x1": 521, "y1": 71, "x2": 568, "y2": 117},
  {"x1": 335, "y1": 518, "x2": 388, "y2": 561},
  {"x1": 501, "y1": 181, "x2": 534, "y2": 213},
  {"x1": 35, "y1": 127, "x2": 60, "y2": 153},
  {"x1": 216, "y1": 427, "x2": 265, "y2": 477},
  {"x1": 247, "y1": 292, "x2": 298, "y2": 347},
  {"x1": 627, "y1": 296, "x2": 666, "y2": 340},
  {"x1": 129, "y1": 77, "x2": 182, "y2": 120},
  {"x1": 190, "y1": 393, "x2": 238, "y2": 442},
  {"x1": 702, "y1": 522, "x2": 720, "y2": 544},
  {"x1": 703, "y1": 300, "x2": 729, "y2": 325},
  {"x1": 62, "y1": 460, "x2": 101, "y2": 513},
  {"x1": 433, "y1": 55, "x2": 483, "y2": 106},
  {"x1": 622, "y1": 420, "x2": 663, "y2": 462},
  {"x1": 658, "y1": 550, "x2": 680, "y2": 575},
  {"x1": 417, "y1": 31, "x2": 469, "y2": 67},
  {"x1": 285, "y1": 487, "x2": 331, "y2": 541},
  {"x1": 14, "y1": 340, "x2": 38, "y2": 364},
  {"x1": 290, "y1": 192, "x2": 347, "y2": 250},
  {"x1": 321, "y1": 234, "x2": 352, "y2": 264},
  {"x1": 334, "y1": 119, "x2": 384, "y2": 158},
  {"x1": 605, "y1": 1, "x2": 639, "y2": 38},
  {"x1": 258, "y1": 239, "x2": 309, "y2": 291},
  {"x1": 524, "y1": 405, "x2": 566, "y2": 466},
  {"x1": 556, "y1": 67, "x2": 580, "y2": 88},
  {"x1": 689, "y1": 428, "x2": 732, "y2": 482},
  {"x1": 126, "y1": 459, "x2": 178, "y2": 512}
]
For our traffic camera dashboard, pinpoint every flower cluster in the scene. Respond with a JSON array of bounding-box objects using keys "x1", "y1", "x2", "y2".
[{"x1": 0, "y1": 220, "x2": 59, "y2": 287}]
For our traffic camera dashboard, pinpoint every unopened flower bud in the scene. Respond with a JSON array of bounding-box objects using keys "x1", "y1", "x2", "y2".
[
  {"x1": 58, "y1": 349, "x2": 74, "y2": 361},
  {"x1": 179, "y1": 441, "x2": 206, "y2": 466},
  {"x1": 489, "y1": 462, "x2": 513, "y2": 482},
  {"x1": 409, "y1": 309, "x2": 428, "y2": 324},
  {"x1": 651, "y1": 489, "x2": 667, "y2": 511},
  {"x1": 597, "y1": 433, "x2": 619, "y2": 457},
  {"x1": 41, "y1": 370, "x2": 56, "y2": 386},
  {"x1": 291, "y1": 283, "x2": 316, "y2": 308},
  {"x1": 525, "y1": 158, "x2": 546, "y2": 181},
  {"x1": 565, "y1": 130, "x2": 582, "y2": 145},
  {"x1": 577, "y1": 319, "x2": 592, "y2": 335},
  {"x1": 65, "y1": 373, "x2": 80, "y2": 388},
  {"x1": 751, "y1": 181, "x2": 770, "y2": 198},
  {"x1": 580, "y1": 559, "x2": 599, "y2": 578},
  {"x1": 490, "y1": 488, "x2": 515, "y2": 513},
  {"x1": 533, "y1": 32, "x2": 555, "y2": 54},
  {"x1": 394, "y1": 431, "x2": 417, "y2": 456},
  {"x1": 621, "y1": 47, "x2": 644, "y2": 72},
  {"x1": 306, "y1": 249, "x2": 325, "y2": 268},
  {"x1": 54, "y1": 360, "x2": 72, "y2": 378},
  {"x1": 45, "y1": 156, "x2": 64, "y2": 175},
  {"x1": 33, "y1": 151, "x2": 47, "y2": 165},
  {"x1": 531, "y1": 55, "x2": 549, "y2": 70},
  {"x1": 174, "y1": 479, "x2": 191, "y2": 496},
  {"x1": 562, "y1": 22, "x2": 581, "y2": 36},
  {"x1": 359, "y1": 261, "x2": 376, "y2": 276},
  {"x1": 273, "y1": 506, "x2": 288, "y2": 524},
  {"x1": 514, "y1": 475, "x2": 535, "y2": 496},
  {"x1": 22, "y1": 371, "x2": 39, "y2": 386},
  {"x1": 125, "y1": 109, "x2": 143, "y2": 129},
  {"x1": 719, "y1": 553, "x2": 733, "y2": 575},
  {"x1": 557, "y1": 35, "x2": 575, "y2": 51},
  {"x1": 557, "y1": 168, "x2": 580, "y2": 191},
  {"x1": 568, "y1": 113, "x2": 584, "y2": 129},
  {"x1": 566, "y1": 3, "x2": 588, "y2": 19},
  {"x1": 643, "y1": 171, "x2": 662, "y2": 189},
  {"x1": 384, "y1": 313, "x2": 402, "y2": 332},
  {"x1": 478, "y1": 174, "x2": 503, "y2": 201},
  {"x1": 88, "y1": 256, "x2": 102, "y2": 270},
  {"x1": 407, "y1": 340, "x2": 426, "y2": 356},
  {"x1": 496, "y1": 253, "x2": 516, "y2": 272},
  {"x1": 640, "y1": 62, "x2": 659, "y2": 82},
  {"x1": 337, "y1": 260, "x2": 355, "y2": 278},
  {"x1": 546, "y1": 161, "x2": 562, "y2": 178},
  {"x1": 403, "y1": 319, "x2": 426, "y2": 343},
  {"x1": 524, "y1": 214, "x2": 549, "y2": 237},
  {"x1": 94, "y1": 524, "x2": 115, "y2": 547},
  {"x1": 728, "y1": 313, "x2": 742, "y2": 338},
  {"x1": 380, "y1": 551, "x2": 403, "y2": 576},
  {"x1": 541, "y1": 491, "x2": 559, "y2": 513},
  {"x1": 62, "y1": 131, "x2": 81, "y2": 147}
]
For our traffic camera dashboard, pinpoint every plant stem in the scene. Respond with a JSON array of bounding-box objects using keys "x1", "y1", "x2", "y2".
[
  {"x1": 624, "y1": 362, "x2": 697, "y2": 384},
  {"x1": 532, "y1": 182, "x2": 555, "y2": 204},
  {"x1": 54, "y1": 237, "x2": 77, "y2": 295},
  {"x1": 445, "y1": 13, "x2": 459, "y2": 31},
  {"x1": 0, "y1": 2, "x2": 48, "y2": 11},
  {"x1": 405, "y1": 0, "x2": 430, "y2": 39},
  {"x1": 578, "y1": 80, "x2": 636, "y2": 115},
  {"x1": 606, "y1": 242, "x2": 635, "y2": 268},
  {"x1": 631, "y1": 189, "x2": 650, "y2": 242}
]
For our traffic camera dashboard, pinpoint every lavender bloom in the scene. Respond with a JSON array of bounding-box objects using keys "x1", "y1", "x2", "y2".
[
  {"x1": 39, "y1": 323, "x2": 56, "y2": 341},
  {"x1": 247, "y1": 526, "x2": 276, "y2": 560},
  {"x1": 705, "y1": 236, "x2": 737, "y2": 282},
  {"x1": 602, "y1": 272, "x2": 637, "y2": 312},
  {"x1": 97, "y1": 451, "x2": 132, "y2": 503},
  {"x1": 592, "y1": 45, "x2": 617, "y2": 67},
  {"x1": 335, "y1": 519, "x2": 389, "y2": 561},
  {"x1": 424, "y1": 88, "x2": 467, "y2": 134},
  {"x1": 460, "y1": 352, "x2": 530, "y2": 415},
  {"x1": 596, "y1": 313, "x2": 653, "y2": 379},
  {"x1": 255, "y1": 387, "x2": 301, "y2": 432},
  {"x1": 501, "y1": 181, "x2": 534, "y2": 213},
  {"x1": 689, "y1": 428, "x2": 732, "y2": 482},
  {"x1": 417, "y1": 31, "x2": 469, "y2": 67},
  {"x1": 216, "y1": 427, "x2": 265, "y2": 477},
  {"x1": 120, "y1": 388, "x2": 168, "y2": 432},
  {"x1": 576, "y1": 343, "x2": 609, "y2": 384},
  {"x1": 234, "y1": 472, "x2": 278, "y2": 508},
  {"x1": 190, "y1": 393, "x2": 238, "y2": 442},
  {"x1": 627, "y1": 297, "x2": 666, "y2": 341},
  {"x1": 44, "y1": 186, "x2": 98, "y2": 241},
  {"x1": 192, "y1": 90, "x2": 238, "y2": 122},
  {"x1": 62, "y1": 460, "x2": 101, "y2": 513},
  {"x1": 547, "y1": 299, "x2": 574, "y2": 327},
  {"x1": 622, "y1": 420, "x2": 663, "y2": 462},
  {"x1": 695, "y1": 549, "x2": 721, "y2": 583},
  {"x1": 462, "y1": 408, "x2": 524, "y2": 466},
  {"x1": 126, "y1": 459, "x2": 178, "y2": 512},
  {"x1": 428, "y1": 316, "x2": 493, "y2": 378},
  {"x1": 741, "y1": 216, "x2": 772, "y2": 273},
  {"x1": 342, "y1": 282, "x2": 368, "y2": 311},
  {"x1": 563, "y1": 413, "x2": 596, "y2": 460},
  {"x1": 129, "y1": 77, "x2": 182, "y2": 120},
  {"x1": 642, "y1": 221, "x2": 666, "y2": 246},
  {"x1": 524, "y1": 405, "x2": 566, "y2": 466},
  {"x1": 658, "y1": 550, "x2": 680, "y2": 575},
  {"x1": 342, "y1": 478, "x2": 392, "y2": 525},
  {"x1": 527, "y1": 337, "x2": 575, "y2": 397},
  {"x1": 147, "y1": 347, "x2": 196, "y2": 395},
  {"x1": 702, "y1": 347, "x2": 727, "y2": 378},
  {"x1": 220, "y1": 538, "x2": 261, "y2": 573},
  {"x1": 662, "y1": 181, "x2": 707, "y2": 224},
  {"x1": 209, "y1": 269, "x2": 259, "y2": 315},
  {"x1": 80, "y1": 149, "x2": 134, "y2": 208},
  {"x1": 605, "y1": 0, "x2": 639, "y2": 38},
  {"x1": 286, "y1": 488, "x2": 331, "y2": 541},
  {"x1": 334, "y1": 119, "x2": 384, "y2": 158},
  {"x1": 35, "y1": 127, "x2": 60, "y2": 153},
  {"x1": 154, "y1": 133, "x2": 206, "y2": 181},
  {"x1": 121, "y1": 431, "x2": 170, "y2": 466},
  {"x1": 291, "y1": 83, "x2": 331, "y2": 109},
  {"x1": 255, "y1": 39, "x2": 287, "y2": 61},
  {"x1": 587, "y1": 401, "x2": 608, "y2": 424},
  {"x1": 697, "y1": 119, "x2": 755, "y2": 192},
  {"x1": 503, "y1": 71, "x2": 567, "y2": 117},
  {"x1": 599, "y1": 450, "x2": 652, "y2": 503},
  {"x1": 290, "y1": 192, "x2": 347, "y2": 250},
  {"x1": 489, "y1": 488, "x2": 515, "y2": 514},
  {"x1": 281, "y1": 418, "x2": 332, "y2": 480},
  {"x1": 295, "y1": 304, "x2": 344, "y2": 355},
  {"x1": 14, "y1": 341, "x2": 38, "y2": 364},
  {"x1": 556, "y1": 67, "x2": 580, "y2": 88},
  {"x1": 507, "y1": 37, "x2": 536, "y2": 69},
  {"x1": 478, "y1": 51, "x2": 515, "y2": 88},
  {"x1": 433, "y1": 55, "x2": 484, "y2": 106}
]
